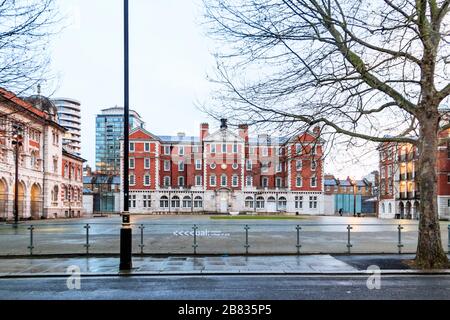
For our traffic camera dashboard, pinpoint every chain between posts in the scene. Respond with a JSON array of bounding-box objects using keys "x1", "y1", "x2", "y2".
[
  {"x1": 28, "y1": 225, "x2": 34, "y2": 256},
  {"x1": 244, "y1": 225, "x2": 250, "y2": 254},
  {"x1": 192, "y1": 224, "x2": 198, "y2": 255},
  {"x1": 347, "y1": 224, "x2": 352, "y2": 254},
  {"x1": 84, "y1": 224, "x2": 90, "y2": 255},
  {"x1": 296, "y1": 225, "x2": 302, "y2": 254},
  {"x1": 139, "y1": 224, "x2": 145, "y2": 255},
  {"x1": 397, "y1": 224, "x2": 404, "y2": 254}
]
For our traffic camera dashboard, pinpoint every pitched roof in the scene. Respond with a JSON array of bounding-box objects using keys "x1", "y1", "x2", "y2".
[{"x1": 0, "y1": 87, "x2": 46, "y2": 118}]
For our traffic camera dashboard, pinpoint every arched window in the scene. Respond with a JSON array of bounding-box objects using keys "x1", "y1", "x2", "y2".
[
  {"x1": 221, "y1": 174, "x2": 227, "y2": 187},
  {"x1": 245, "y1": 196, "x2": 254, "y2": 208},
  {"x1": 278, "y1": 197, "x2": 287, "y2": 210},
  {"x1": 160, "y1": 196, "x2": 169, "y2": 208},
  {"x1": 64, "y1": 185, "x2": 69, "y2": 200},
  {"x1": 245, "y1": 176, "x2": 252, "y2": 187},
  {"x1": 382, "y1": 203, "x2": 385, "y2": 213},
  {"x1": 171, "y1": 195, "x2": 180, "y2": 208},
  {"x1": 30, "y1": 151, "x2": 37, "y2": 168},
  {"x1": 182, "y1": 196, "x2": 192, "y2": 208},
  {"x1": 194, "y1": 196, "x2": 203, "y2": 208},
  {"x1": 267, "y1": 196, "x2": 276, "y2": 203},
  {"x1": 64, "y1": 164, "x2": 68, "y2": 178},
  {"x1": 388, "y1": 203, "x2": 392, "y2": 213},
  {"x1": 256, "y1": 196, "x2": 265, "y2": 209},
  {"x1": 178, "y1": 176, "x2": 185, "y2": 187}
]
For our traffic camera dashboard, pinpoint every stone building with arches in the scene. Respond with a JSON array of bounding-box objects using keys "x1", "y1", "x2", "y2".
[{"x1": 0, "y1": 88, "x2": 84, "y2": 220}]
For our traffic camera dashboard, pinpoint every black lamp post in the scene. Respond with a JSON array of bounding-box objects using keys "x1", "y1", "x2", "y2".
[
  {"x1": 120, "y1": 0, "x2": 132, "y2": 270},
  {"x1": 12, "y1": 124, "x2": 23, "y2": 226}
]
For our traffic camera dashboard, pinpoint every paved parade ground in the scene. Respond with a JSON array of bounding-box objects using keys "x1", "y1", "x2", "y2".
[{"x1": 0, "y1": 215, "x2": 448, "y2": 256}]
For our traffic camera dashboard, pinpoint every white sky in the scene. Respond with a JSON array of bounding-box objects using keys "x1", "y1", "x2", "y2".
[{"x1": 49, "y1": 0, "x2": 377, "y2": 180}]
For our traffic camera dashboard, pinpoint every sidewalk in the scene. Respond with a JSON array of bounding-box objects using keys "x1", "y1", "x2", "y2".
[{"x1": 1, "y1": 254, "x2": 450, "y2": 277}]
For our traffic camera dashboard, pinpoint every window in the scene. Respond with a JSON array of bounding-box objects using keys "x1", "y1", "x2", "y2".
[
  {"x1": 144, "y1": 158, "x2": 150, "y2": 169},
  {"x1": 311, "y1": 176, "x2": 317, "y2": 187},
  {"x1": 53, "y1": 159, "x2": 58, "y2": 173},
  {"x1": 195, "y1": 175, "x2": 202, "y2": 186},
  {"x1": 178, "y1": 161, "x2": 184, "y2": 171},
  {"x1": 182, "y1": 196, "x2": 192, "y2": 208},
  {"x1": 261, "y1": 162, "x2": 269, "y2": 173},
  {"x1": 164, "y1": 160, "x2": 170, "y2": 171},
  {"x1": 245, "y1": 176, "x2": 253, "y2": 187},
  {"x1": 222, "y1": 143, "x2": 227, "y2": 153},
  {"x1": 164, "y1": 176, "x2": 170, "y2": 187},
  {"x1": 210, "y1": 144, "x2": 216, "y2": 153},
  {"x1": 178, "y1": 146, "x2": 184, "y2": 155},
  {"x1": 143, "y1": 195, "x2": 150, "y2": 208},
  {"x1": 144, "y1": 174, "x2": 150, "y2": 186},
  {"x1": 278, "y1": 197, "x2": 287, "y2": 210},
  {"x1": 129, "y1": 174, "x2": 135, "y2": 186},
  {"x1": 233, "y1": 144, "x2": 238, "y2": 153},
  {"x1": 388, "y1": 203, "x2": 392, "y2": 213},
  {"x1": 160, "y1": 196, "x2": 169, "y2": 208},
  {"x1": 262, "y1": 147, "x2": 268, "y2": 156},
  {"x1": 195, "y1": 159, "x2": 202, "y2": 170},
  {"x1": 128, "y1": 195, "x2": 136, "y2": 208},
  {"x1": 245, "y1": 197, "x2": 254, "y2": 208},
  {"x1": 295, "y1": 196, "x2": 303, "y2": 209},
  {"x1": 171, "y1": 196, "x2": 180, "y2": 208},
  {"x1": 296, "y1": 160, "x2": 302, "y2": 171},
  {"x1": 296, "y1": 176, "x2": 302, "y2": 187},
  {"x1": 221, "y1": 174, "x2": 227, "y2": 187},
  {"x1": 382, "y1": 203, "x2": 385, "y2": 213},
  {"x1": 129, "y1": 158, "x2": 135, "y2": 169},
  {"x1": 277, "y1": 147, "x2": 283, "y2": 156},
  {"x1": 144, "y1": 142, "x2": 150, "y2": 152},
  {"x1": 232, "y1": 175, "x2": 238, "y2": 187},
  {"x1": 276, "y1": 162, "x2": 282, "y2": 173},
  {"x1": 194, "y1": 196, "x2": 203, "y2": 208},
  {"x1": 232, "y1": 162, "x2": 238, "y2": 170},
  {"x1": 256, "y1": 196, "x2": 265, "y2": 209},
  {"x1": 210, "y1": 163, "x2": 216, "y2": 169},
  {"x1": 246, "y1": 159, "x2": 252, "y2": 170},
  {"x1": 447, "y1": 174, "x2": 450, "y2": 184},
  {"x1": 311, "y1": 160, "x2": 317, "y2": 171},
  {"x1": 164, "y1": 146, "x2": 171, "y2": 155},
  {"x1": 276, "y1": 177, "x2": 282, "y2": 188},
  {"x1": 295, "y1": 143, "x2": 302, "y2": 154},
  {"x1": 310, "y1": 145, "x2": 316, "y2": 155},
  {"x1": 210, "y1": 175, "x2": 216, "y2": 186},
  {"x1": 309, "y1": 196, "x2": 317, "y2": 209},
  {"x1": 129, "y1": 142, "x2": 135, "y2": 152},
  {"x1": 52, "y1": 186, "x2": 58, "y2": 202},
  {"x1": 262, "y1": 177, "x2": 269, "y2": 188},
  {"x1": 178, "y1": 176, "x2": 185, "y2": 187}
]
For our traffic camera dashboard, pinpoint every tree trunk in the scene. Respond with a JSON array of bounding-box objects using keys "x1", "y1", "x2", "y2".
[{"x1": 415, "y1": 112, "x2": 448, "y2": 269}]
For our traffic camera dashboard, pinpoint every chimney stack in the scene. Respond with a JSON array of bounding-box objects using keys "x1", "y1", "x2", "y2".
[
  {"x1": 238, "y1": 124, "x2": 249, "y2": 143},
  {"x1": 200, "y1": 123, "x2": 209, "y2": 141}
]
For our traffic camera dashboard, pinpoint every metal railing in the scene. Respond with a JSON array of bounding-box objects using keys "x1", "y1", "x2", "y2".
[{"x1": 0, "y1": 221, "x2": 448, "y2": 256}]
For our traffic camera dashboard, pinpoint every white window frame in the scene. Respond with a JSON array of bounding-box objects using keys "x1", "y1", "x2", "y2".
[
  {"x1": 262, "y1": 177, "x2": 269, "y2": 188},
  {"x1": 210, "y1": 175, "x2": 217, "y2": 186},
  {"x1": 296, "y1": 160, "x2": 302, "y2": 171},
  {"x1": 178, "y1": 146, "x2": 185, "y2": 155},
  {"x1": 129, "y1": 142, "x2": 135, "y2": 152},
  {"x1": 210, "y1": 144, "x2": 216, "y2": 153},
  {"x1": 295, "y1": 143, "x2": 302, "y2": 154},
  {"x1": 195, "y1": 175, "x2": 202, "y2": 186},
  {"x1": 164, "y1": 145, "x2": 171, "y2": 155},
  {"x1": 233, "y1": 143, "x2": 238, "y2": 153},
  {"x1": 276, "y1": 162, "x2": 282, "y2": 173},
  {"x1": 222, "y1": 143, "x2": 227, "y2": 153},
  {"x1": 129, "y1": 174, "x2": 135, "y2": 186},
  {"x1": 245, "y1": 176, "x2": 253, "y2": 187},
  {"x1": 296, "y1": 176, "x2": 302, "y2": 187},
  {"x1": 195, "y1": 159, "x2": 202, "y2": 170},
  {"x1": 232, "y1": 175, "x2": 238, "y2": 187},
  {"x1": 144, "y1": 174, "x2": 150, "y2": 186},
  {"x1": 144, "y1": 142, "x2": 150, "y2": 152},
  {"x1": 163, "y1": 176, "x2": 170, "y2": 187},
  {"x1": 178, "y1": 161, "x2": 184, "y2": 172},
  {"x1": 232, "y1": 163, "x2": 238, "y2": 170},
  {"x1": 221, "y1": 174, "x2": 227, "y2": 187},
  {"x1": 144, "y1": 158, "x2": 150, "y2": 169},
  {"x1": 129, "y1": 158, "x2": 135, "y2": 169},
  {"x1": 164, "y1": 160, "x2": 170, "y2": 171},
  {"x1": 178, "y1": 176, "x2": 185, "y2": 187},
  {"x1": 276, "y1": 177, "x2": 282, "y2": 188}
]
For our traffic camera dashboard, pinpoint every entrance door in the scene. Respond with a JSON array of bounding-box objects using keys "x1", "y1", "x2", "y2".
[{"x1": 219, "y1": 191, "x2": 229, "y2": 213}]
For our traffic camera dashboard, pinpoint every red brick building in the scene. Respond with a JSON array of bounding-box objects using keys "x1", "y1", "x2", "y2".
[{"x1": 120, "y1": 119, "x2": 325, "y2": 214}]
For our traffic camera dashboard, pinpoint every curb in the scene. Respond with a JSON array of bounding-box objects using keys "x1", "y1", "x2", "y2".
[{"x1": 1, "y1": 269, "x2": 450, "y2": 279}]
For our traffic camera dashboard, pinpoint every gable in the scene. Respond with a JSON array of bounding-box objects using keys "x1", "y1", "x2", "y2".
[
  {"x1": 129, "y1": 127, "x2": 160, "y2": 141},
  {"x1": 203, "y1": 128, "x2": 244, "y2": 143}
]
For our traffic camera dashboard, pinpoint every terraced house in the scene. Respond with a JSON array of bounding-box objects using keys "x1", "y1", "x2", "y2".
[{"x1": 120, "y1": 119, "x2": 325, "y2": 214}]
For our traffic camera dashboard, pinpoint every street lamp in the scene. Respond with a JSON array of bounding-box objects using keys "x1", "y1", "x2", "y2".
[
  {"x1": 120, "y1": 0, "x2": 132, "y2": 271},
  {"x1": 12, "y1": 124, "x2": 23, "y2": 226}
]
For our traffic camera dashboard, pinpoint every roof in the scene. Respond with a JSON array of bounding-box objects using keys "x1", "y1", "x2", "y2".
[
  {"x1": 248, "y1": 136, "x2": 289, "y2": 145},
  {"x1": 339, "y1": 180, "x2": 352, "y2": 186},
  {"x1": 63, "y1": 149, "x2": 86, "y2": 162},
  {"x1": 324, "y1": 179, "x2": 338, "y2": 186},
  {"x1": 158, "y1": 135, "x2": 200, "y2": 143},
  {"x1": 0, "y1": 87, "x2": 46, "y2": 118}
]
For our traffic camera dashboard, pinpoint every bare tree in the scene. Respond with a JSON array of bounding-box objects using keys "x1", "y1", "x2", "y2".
[
  {"x1": 0, "y1": 0, "x2": 60, "y2": 95},
  {"x1": 203, "y1": 0, "x2": 450, "y2": 268}
]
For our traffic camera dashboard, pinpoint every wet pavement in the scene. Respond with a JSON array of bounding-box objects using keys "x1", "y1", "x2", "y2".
[{"x1": 0, "y1": 215, "x2": 448, "y2": 256}]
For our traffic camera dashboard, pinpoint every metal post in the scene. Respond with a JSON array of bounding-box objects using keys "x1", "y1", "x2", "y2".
[
  {"x1": 139, "y1": 224, "x2": 145, "y2": 255},
  {"x1": 397, "y1": 224, "x2": 404, "y2": 254},
  {"x1": 28, "y1": 225, "x2": 34, "y2": 255},
  {"x1": 244, "y1": 224, "x2": 250, "y2": 254},
  {"x1": 120, "y1": 0, "x2": 132, "y2": 271},
  {"x1": 347, "y1": 224, "x2": 352, "y2": 254},
  {"x1": 296, "y1": 225, "x2": 302, "y2": 254},
  {"x1": 84, "y1": 224, "x2": 90, "y2": 255},
  {"x1": 192, "y1": 224, "x2": 198, "y2": 254}
]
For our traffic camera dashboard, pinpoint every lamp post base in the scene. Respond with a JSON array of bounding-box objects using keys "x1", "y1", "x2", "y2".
[{"x1": 119, "y1": 226, "x2": 132, "y2": 270}]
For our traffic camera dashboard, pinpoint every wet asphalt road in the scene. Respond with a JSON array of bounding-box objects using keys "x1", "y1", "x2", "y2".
[{"x1": 0, "y1": 275, "x2": 449, "y2": 300}]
